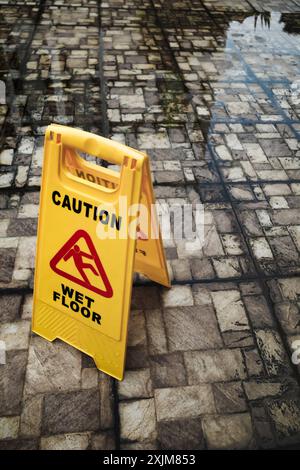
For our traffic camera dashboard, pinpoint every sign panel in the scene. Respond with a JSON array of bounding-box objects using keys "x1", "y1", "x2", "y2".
[{"x1": 32, "y1": 124, "x2": 170, "y2": 380}]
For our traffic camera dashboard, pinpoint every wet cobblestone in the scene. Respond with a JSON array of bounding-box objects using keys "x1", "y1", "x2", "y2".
[{"x1": 0, "y1": 0, "x2": 300, "y2": 451}]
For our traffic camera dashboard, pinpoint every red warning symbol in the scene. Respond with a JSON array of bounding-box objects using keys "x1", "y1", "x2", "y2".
[{"x1": 50, "y1": 229, "x2": 113, "y2": 298}]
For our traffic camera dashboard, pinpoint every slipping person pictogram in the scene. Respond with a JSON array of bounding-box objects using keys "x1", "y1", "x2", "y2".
[
  {"x1": 63, "y1": 244, "x2": 99, "y2": 286},
  {"x1": 50, "y1": 229, "x2": 113, "y2": 298}
]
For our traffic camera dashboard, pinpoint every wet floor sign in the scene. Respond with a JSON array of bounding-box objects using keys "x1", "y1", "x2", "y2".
[{"x1": 32, "y1": 124, "x2": 170, "y2": 380}]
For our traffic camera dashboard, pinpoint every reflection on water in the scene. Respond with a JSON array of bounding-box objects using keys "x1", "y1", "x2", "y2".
[
  {"x1": 229, "y1": 12, "x2": 300, "y2": 48},
  {"x1": 251, "y1": 10, "x2": 300, "y2": 33},
  {"x1": 254, "y1": 12, "x2": 271, "y2": 30},
  {"x1": 222, "y1": 12, "x2": 300, "y2": 85},
  {"x1": 200, "y1": 11, "x2": 300, "y2": 137}
]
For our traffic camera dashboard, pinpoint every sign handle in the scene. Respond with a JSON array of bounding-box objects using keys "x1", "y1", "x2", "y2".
[{"x1": 46, "y1": 124, "x2": 144, "y2": 168}]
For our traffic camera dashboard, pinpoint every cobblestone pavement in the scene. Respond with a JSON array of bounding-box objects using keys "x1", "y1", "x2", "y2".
[{"x1": 1, "y1": 0, "x2": 300, "y2": 450}]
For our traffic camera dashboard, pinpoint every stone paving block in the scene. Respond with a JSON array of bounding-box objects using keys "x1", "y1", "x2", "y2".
[
  {"x1": 243, "y1": 295, "x2": 275, "y2": 328},
  {"x1": 211, "y1": 289, "x2": 250, "y2": 332},
  {"x1": 20, "y1": 395, "x2": 43, "y2": 437},
  {"x1": 0, "y1": 438, "x2": 38, "y2": 450},
  {"x1": 255, "y1": 329, "x2": 291, "y2": 377},
  {"x1": 99, "y1": 373, "x2": 114, "y2": 431},
  {"x1": 145, "y1": 309, "x2": 168, "y2": 356},
  {"x1": 212, "y1": 257, "x2": 241, "y2": 278},
  {"x1": 118, "y1": 369, "x2": 153, "y2": 400},
  {"x1": 127, "y1": 310, "x2": 147, "y2": 348},
  {"x1": 213, "y1": 382, "x2": 247, "y2": 413},
  {"x1": 240, "y1": 281, "x2": 262, "y2": 296},
  {"x1": 126, "y1": 345, "x2": 150, "y2": 370},
  {"x1": 0, "y1": 320, "x2": 30, "y2": 351},
  {"x1": 223, "y1": 330, "x2": 254, "y2": 349},
  {"x1": 184, "y1": 349, "x2": 247, "y2": 384},
  {"x1": 243, "y1": 378, "x2": 298, "y2": 400},
  {"x1": 0, "y1": 248, "x2": 17, "y2": 284},
  {"x1": 249, "y1": 403, "x2": 276, "y2": 449},
  {"x1": 0, "y1": 294, "x2": 22, "y2": 323},
  {"x1": 131, "y1": 286, "x2": 161, "y2": 310},
  {"x1": 190, "y1": 258, "x2": 215, "y2": 280},
  {"x1": 155, "y1": 384, "x2": 215, "y2": 421},
  {"x1": 24, "y1": 337, "x2": 82, "y2": 395},
  {"x1": 164, "y1": 305, "x2": 223, "y2": 352},
  {"x1": 150, "y1": 352, "x2": 187, "y2": 388},
  {"x1": 243, "y1": 348, "x2": 265, "y2": 377},
  {"x1": 120, "y1": 399, "x2": 157, "y2": 442},
  {"x1": 162, "y1": 285, "x2": 193, "y2": 308},
  {"x1": 122, "y1": 440, "x2": 158, "y2": 450},
  {"x1": 267, "y1": 399, "x2": 300, "y2": 445},
  {"x1": 42, "y1": 389, "x2": 100, "y2": 434},
  {"x1": 202, "y1": 413, "x2": 255, "y2": 449},
  {"x1": 40, "y1": 433, "x2": 90, "y2": 450},
  {"x1": 81, "y1": 353, "x2": 97, "y2": 369},
  {"x1": 91, "y1": 431, "x2": 116, "y2": 450},
  {"x1": 0, "y1": 350, "x2": 27, "y2": 415},
  {"x1": 0, "y1": 416, "x2": 20, "y2": 440},
  {"x1": 191, "y1": 284, "x2": 213, "y2": 306},
  {"x1": 157, "y1": 417, "x2": 205, "y2": 450},
  {"x1": 81, "y1": 368, "x2": 98, "y2": 389}
]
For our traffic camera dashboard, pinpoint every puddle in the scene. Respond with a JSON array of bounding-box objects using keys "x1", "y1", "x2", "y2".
[{"x1": 228, "y1": 12, "x2": 300, "y2": 52}]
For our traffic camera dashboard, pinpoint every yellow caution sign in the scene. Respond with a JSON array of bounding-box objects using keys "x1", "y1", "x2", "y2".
[{"x1": 32, "y1": 124, "x2": 170, "y2": 380}]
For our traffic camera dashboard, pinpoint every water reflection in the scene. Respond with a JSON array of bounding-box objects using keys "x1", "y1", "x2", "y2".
[{"x1": 254, "y1": 12, "x2": 271, "y2": 29}]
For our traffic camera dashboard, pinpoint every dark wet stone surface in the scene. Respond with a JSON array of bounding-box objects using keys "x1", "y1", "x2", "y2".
[{"x1": 42, "y1": 389, "x2": 100, "y2": 434}]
